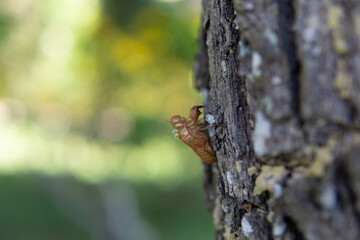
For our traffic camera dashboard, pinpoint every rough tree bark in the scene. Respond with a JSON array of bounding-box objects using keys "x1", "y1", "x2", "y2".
[{"x1": 194, "y1": 0, "x2": 360, "y2": 239}]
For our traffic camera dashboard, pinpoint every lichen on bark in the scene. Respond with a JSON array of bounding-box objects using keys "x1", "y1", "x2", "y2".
[{"x1": 194, "y1": 0, "x2": 360, "y2": 239}]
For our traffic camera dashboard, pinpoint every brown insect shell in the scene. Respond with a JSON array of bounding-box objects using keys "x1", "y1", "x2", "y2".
[{"x1": 170, "y1": 105, "x2": 217, "y2": 164}]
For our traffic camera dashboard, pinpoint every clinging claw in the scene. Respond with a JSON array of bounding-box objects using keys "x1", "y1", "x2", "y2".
[{"x1": 187, "y1": 105, "x2": 204, "y2": 127}]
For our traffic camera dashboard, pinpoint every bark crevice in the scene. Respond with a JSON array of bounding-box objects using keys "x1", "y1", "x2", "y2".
[{"x1": 277, "y1": 0, "x2": 302, "y2": 126}]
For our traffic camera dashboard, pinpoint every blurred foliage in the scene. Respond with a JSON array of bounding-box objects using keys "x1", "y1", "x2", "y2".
[
  {"x1": 0, "y1": 0, "x2": 203, "y2": 184},
  {"x1": 135, "y1": 181, "x2": 214, "y2": 240},
  {"x1": 0, "y1": 174, "x2": 213, "y2": 240},
  {"x1": 0, "y1": 0, "x2": 213, "y2": 239},
  {"x1": 0, "y1": 175, "x2": 89, "y2": 240}
]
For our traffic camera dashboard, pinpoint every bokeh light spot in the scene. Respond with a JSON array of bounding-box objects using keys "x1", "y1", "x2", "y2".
[
  {"x1": 98, "y1": 107, "x2": 134, "y2": 142},
  {"x1": 39, "y1": 22, "x2": 75, "y2": 61}
]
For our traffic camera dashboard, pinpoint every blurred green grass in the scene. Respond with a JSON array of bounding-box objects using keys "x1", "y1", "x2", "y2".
[
  {"x1": 0, "y1": 174, "x2": 213, "y2": 240},
  {"x1": 0, "y1": 175, "x2": 89, "y2": 240}
]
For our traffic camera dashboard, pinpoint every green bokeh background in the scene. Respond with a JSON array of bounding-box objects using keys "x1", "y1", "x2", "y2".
[{"x1": 0, "y1": 0, "x2": 213, "y2": 239}]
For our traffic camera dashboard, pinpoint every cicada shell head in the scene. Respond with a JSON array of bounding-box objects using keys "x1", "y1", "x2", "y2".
[{"x1": 170, "y1": 115, "x2": 186, "y2": 129}]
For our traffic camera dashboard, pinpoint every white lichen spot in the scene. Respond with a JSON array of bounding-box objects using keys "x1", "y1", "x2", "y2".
[
  {"x1": 273, "y1": 184, "x2": 283, "y2": 199},
  {"x1": 264, "y1": 29, "x2": 278, "y2": 45},
  {"x1": 303, "y1": 26, "x2": 317, "y2": 42},
  {"x1": 234, "y1": 15, "x2": 241, "y2": 30},
  {"x1": 260, "y1": 96, "x2": 273, "y2": 114},
  {"x1": 222, "y1": 204, "x2": 231, "y2": 213},
  {"x1": 208, "y1": 128, "x2": 216, "y2": 138},
  {"x1": 320, "y1": 185, "x2": 337, "y2": 209},
  {"x1": 241, "y1": 216, "x2": 253, "y2": 237},
  {"x1": 253, "y1": 111, "x2": 271, "y2": 157},
  {"x1": 273, "y1": 219, "x2": 287, "y2": 236},
  {"x1": 206, "y1": 39, "x2": 211, "y2": 47},
  {"x1": 226, "y1": 172, "x2": 233, "y2": 186},
  {"x1": 239, "y1": 40, "x2": 251, "y2": 57},
  {"x1": 244, "y1": 2, "x2": 254, "y2": 10},
  {"x1": 272, "y1": 76, "x2": 282, "y2": 85},
  {"x1": 205, "y1": 114, "x2": 216, "y2": 137},
  {"x1": 201, "y1": 88, "x2": 209, "y2": 102},
  {"x1": 252, "y1": 51, "x2": 262, "y2": 77},
  {"x1": 205, "y1": 114, "x2": 216, "y2": 125},
  {"x1": 246, "y1": 73, "x2": 254, "y2": 81}
]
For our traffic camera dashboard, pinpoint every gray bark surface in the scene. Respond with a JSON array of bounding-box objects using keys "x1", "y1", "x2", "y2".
[{"x1": 194, "y1": 0, "x2": 360, "y2": 239}]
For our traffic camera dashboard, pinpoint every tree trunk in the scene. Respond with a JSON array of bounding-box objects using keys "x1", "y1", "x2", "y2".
[{"x1": 194, "y1": 0, "x2": 360, "y2": 239}]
